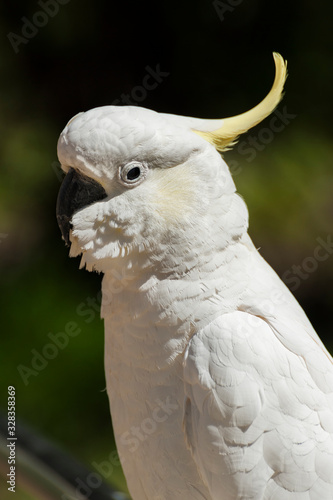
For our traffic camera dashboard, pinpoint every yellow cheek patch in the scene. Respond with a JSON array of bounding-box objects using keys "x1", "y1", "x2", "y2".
[{"x1": 149, "y1": 164, "x2": 196, "y2": 222}]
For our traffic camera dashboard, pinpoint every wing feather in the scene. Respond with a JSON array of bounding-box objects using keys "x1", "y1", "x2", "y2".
[{"x1": 183, "y1": 311, "x2": 333, "y2": 499}]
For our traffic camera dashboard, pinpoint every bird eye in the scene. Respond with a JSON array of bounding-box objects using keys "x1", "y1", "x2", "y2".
[
  {"x1": 119, "y1": 161, "x2": 148, "y2": 187},
  {"x1": 126, "y1": 166, "x2": 141, "y2": 181}
]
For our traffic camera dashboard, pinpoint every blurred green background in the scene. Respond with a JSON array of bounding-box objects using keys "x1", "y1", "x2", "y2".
[{"x1": 0, "y1": 0, "x2": 332, "y2": 497}]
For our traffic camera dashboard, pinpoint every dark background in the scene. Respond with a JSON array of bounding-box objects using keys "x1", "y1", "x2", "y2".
[{"x1": 1, "y1": 0, "x2": 332, "y2": 496}]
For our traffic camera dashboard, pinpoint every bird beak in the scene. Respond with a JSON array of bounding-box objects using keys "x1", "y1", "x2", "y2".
[{"x1": 56, "y1": 168, "x2": 107, "y2": 246}]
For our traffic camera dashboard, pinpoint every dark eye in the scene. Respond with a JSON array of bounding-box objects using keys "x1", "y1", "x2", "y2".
[
  {"x1": 127, "y1": 166, "x2": 141, "y2": 180},
  {"x1": 119, "y1": 161, "x2": 148, "y2": 187}
]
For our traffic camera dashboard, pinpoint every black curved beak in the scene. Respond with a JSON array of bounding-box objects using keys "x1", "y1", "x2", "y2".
[{"x1": 56, "y1": 168, "x2": 107, "y2": 246}]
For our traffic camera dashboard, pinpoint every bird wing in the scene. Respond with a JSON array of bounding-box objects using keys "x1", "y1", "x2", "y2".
[{"x1": 183, "y1": 311, "x2": 333, "y2": 500}]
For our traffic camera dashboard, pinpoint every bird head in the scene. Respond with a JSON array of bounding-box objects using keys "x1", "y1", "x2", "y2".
[{"x1": 56, "y1": 53, "x2": 287, "y2": 274}]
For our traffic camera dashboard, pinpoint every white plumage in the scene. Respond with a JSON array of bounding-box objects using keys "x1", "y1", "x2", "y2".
[{"x1": 56, "y1": 54, "x2": 333, "y2": 499}]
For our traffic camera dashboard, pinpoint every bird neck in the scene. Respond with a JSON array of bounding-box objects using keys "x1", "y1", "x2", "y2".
[{"x1": 101, "y1": 234, "x2": 253, "y2": 370}]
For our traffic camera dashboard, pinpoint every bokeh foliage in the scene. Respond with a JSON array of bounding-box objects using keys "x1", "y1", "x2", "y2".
[{"x1": 0, "y1": 0, "x2": 332, "y2": 496}]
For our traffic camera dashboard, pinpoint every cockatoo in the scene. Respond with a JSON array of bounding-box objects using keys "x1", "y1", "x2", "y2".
[{"x1": 56, "y1": 53, "x2": 333, "y2": 499}]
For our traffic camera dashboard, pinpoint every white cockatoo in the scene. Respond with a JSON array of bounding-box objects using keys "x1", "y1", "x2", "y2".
[{"x1": 56, "y1": 53, "x2": 333, "y2": 499}]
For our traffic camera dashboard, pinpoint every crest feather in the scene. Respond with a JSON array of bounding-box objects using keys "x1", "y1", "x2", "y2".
[{"x1": 194, "y1": 53, "x2": 287, "y2": 152}]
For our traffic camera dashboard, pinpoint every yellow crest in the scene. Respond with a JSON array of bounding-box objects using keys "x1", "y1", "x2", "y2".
[{"x1": 193, "y1": 53, "x2": 287, "y2": 152}]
